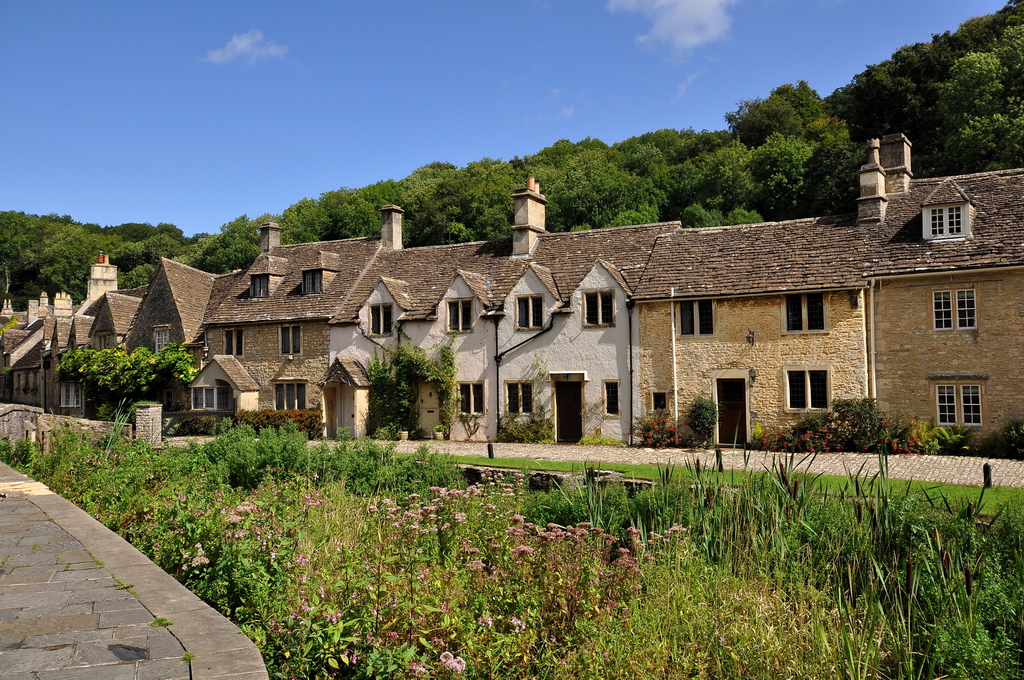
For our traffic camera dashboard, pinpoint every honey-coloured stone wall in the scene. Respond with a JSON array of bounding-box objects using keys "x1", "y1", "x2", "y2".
[
  {"x1": 873, "y1": 269, "x2": 1024, "y2": 437},
  {"x1": 233, "y1": 321, "x2": 331, "y2": 411},
  {"x1": 638, "y1": 290, "x2": 869, "y2": 440}
]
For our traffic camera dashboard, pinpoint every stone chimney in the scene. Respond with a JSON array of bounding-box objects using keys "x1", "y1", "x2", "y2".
[
  {"x1": 39, "y1": 292, "x2": 50, "y2": 312},
  {"x1": 857, "y1": 139, "x2": 887, "y2": 224},
  {"x1": 511, "y1": 177, "x2": 547, "y2": 258},
  {"x1": 260, "y1": 222, "x2": 281, "y2": 253},
  {"x1": 1, "y1": 299, "x2": 12, "y2": 317},
  {"x1": 87, "y1": 252, "x2": 118, "y2": 302},
  {"x1": 379, "y1": 205, "x2": 404, "y2": 251},
  {"x1": 27, "y1": 300, "x2": 39, "y2": 324},
  {"x1": 54, "y1": 292, "x2": 73, "y2": 317},
  {"x1": 880, "y1": 133, "x2": 912, "y2": 194}
]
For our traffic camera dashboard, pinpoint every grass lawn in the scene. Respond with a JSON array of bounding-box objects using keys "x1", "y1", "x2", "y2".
[{"x1": 438, "y1": 453, "x2": 1024, "y2": 510}]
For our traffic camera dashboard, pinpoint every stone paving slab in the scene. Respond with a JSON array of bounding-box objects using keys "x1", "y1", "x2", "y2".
[
  {"x1": 0, "y1": 462, "x2": 268, "y2": 679},
  {"x1": 394, "y1": 440, "x2": 1024, "y2": 488}
]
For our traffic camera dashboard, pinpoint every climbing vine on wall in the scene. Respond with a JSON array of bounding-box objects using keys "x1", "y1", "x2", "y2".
[
  {"x1": 58, "y1": 344, "x2": 198, "y2": 409},
  {"x1": 366, "y1": 338, "x2": 456, "y2": 438}
]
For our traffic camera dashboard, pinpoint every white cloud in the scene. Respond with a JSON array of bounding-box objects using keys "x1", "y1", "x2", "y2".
[
  {"x1": 204, "y1": 29, "x2": 288, "y2": 65},
  {"x1": 607, "y1": 0, "x2": 738, "y2": 51},
  {"x1": 673, "y1": 71, "x2": 703, "y2": 100},
  {"x1": 561, "y1": 106, "x2": 575, "y2": 118}
]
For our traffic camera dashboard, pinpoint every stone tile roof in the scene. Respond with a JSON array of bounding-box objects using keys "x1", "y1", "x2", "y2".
[
  {"x1": 104, "y1": 293, "x2": 144, "y2": 336},
  {"x1": 11, "y1": 335, "x2": 41, "y2": 371},
  {"x1": 921, "y1": 179, "x2": 972, "y2": 206},
  {"x1": 868, "y1": 168, "x2": 1024, "y2": 277},
  {"x1": 160, "y1": 259, "x2": 217, "y2": 343},
  {"x1": 319, "y1": 356, "x2": 371, "y2": 388},
  {"x1": 51, "y1": 317, "x2": 73, "y2": 352},
  {"x1": 380, "y1": 277, "x2": 414, "y2": 311},
  {"x1": 209, "y1": 355, "x2": 259, "y2": 392},
  {"x1": 69, "y1": 315, "x2": 93, "y2": 348},
  {"x1": 203, "y1": 238, "x2": 382, "y2": 326},
  {"x1": 631, "y1": 214, "x2": 868, "y2": 300}
]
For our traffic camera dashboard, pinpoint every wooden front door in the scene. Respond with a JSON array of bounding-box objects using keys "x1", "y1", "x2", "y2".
[
  {"x1": 555, "y1": 381, "x2": 583, "y2": 443},
  {"x1": 717, "y1": 378, "x2": 747, "y2": 447}
]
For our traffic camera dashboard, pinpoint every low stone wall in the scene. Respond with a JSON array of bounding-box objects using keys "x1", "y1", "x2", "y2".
[{"x1": 0, "y1": 403, "x2": 120, "y2": 454}]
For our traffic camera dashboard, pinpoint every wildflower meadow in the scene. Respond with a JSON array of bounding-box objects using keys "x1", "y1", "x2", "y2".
[{"x1": 2, "y1": 423, "x2": 1024, "y2": 679}]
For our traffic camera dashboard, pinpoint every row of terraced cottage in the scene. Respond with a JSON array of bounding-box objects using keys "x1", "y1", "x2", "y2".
[{"x1": 3, "y1": 133, "x2": 1023, "y2": 445}]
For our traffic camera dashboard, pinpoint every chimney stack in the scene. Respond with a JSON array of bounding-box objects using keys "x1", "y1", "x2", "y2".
[
  {"x1": 379, "y1": 205, "x2": 404, "y2": 251},
  {"x1": 54, "y1": 292, "x2": 73, "y2": 317},
  {"x1": 857, "y1": 139, "x2": 888, "y2": 224},
  {"x1": 1, "y1": 299, "x2": 12, "y2": 317},
  {"x1": 511, "y1": 177, "x2": 547, "y2": 257},
  {"x1": 260, "y1": 222, "x2": 281, "y2": 253},
  {"x1": 39, "y1": 292, "x2": 50, "y2": 310},
  {"x1": 87, "y1": 251, "x2": 118, "y2": 302},
  {"x1": 880, "y1": 133, "x2": 912, "y2": 194},
  {"x1": 28, "y1": 300, "x2": 39, "y2": 324}
]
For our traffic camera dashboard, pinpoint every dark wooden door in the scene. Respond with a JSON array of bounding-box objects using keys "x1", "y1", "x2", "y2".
[
  {"x1": 717, "y1": 379, "x2": 747, "y2": 447},
  {"x1": 555, "y1": 381, "x2": 583, "y2": 443}
]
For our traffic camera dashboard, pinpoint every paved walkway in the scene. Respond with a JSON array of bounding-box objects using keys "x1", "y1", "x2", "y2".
[
  {"x1": 0, "y1": 463, "x2": 267, "y2": 679},
  {"x1": 394, "y1": 440, "x2": 1024, "y2": 488}
]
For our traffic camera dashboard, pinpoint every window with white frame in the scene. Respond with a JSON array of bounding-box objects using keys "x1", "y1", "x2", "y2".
[
  {"x1": 787, "y1": 370, "x2": 829, "y2": 410},
  {"x1": 937, "y1": 384, "x2": 982, "y2": 426},
  {"x1": 604, "y1": 381, "x2": 620, "y2": 415},
  {"x1": 192, "y1": 386, "x2": 230, "y2": 411},
  {"x1": 224, "y1": 329, "x2": 243, "y2": 355},
  {"x1": 275, "y1": 382, "x2": 307, "y2": 410},
  {"x1": 679, "y1": 299, "x2": 714, "y2": 335},
  {"x1": 785, "y1": 293, "x2": 826, "y2": 332},
  {"x1": 59, "y1": 383, "x2": 82, "y2": 408},
  {"x1": 933, "y1": 290, "x2": 976, "y2": 330},
  {"x1": 506, "y1": 382, "x2": 533, "y2": 414},
  {"x1": 448, "y1": 299, "x2": 473, "y2": 333},
  {"x1": 517, "y1": 296, "x2": 543, "y2": 330},
  {"x1": 925, "y1": 204, "x2": 969, "y2": 240},
  {"x1": 153, "y1": 328, "x2": 170, "y2": 351},
  {"x1": 280, "y1": 326, "x2": 301, "y2": 355},
  {"x1": 370, "y1": 304, "x2": 393, "y2": 335},
  {"x1": 460, "y1": 383, "x2": 484, "y2": 414},
  {"x1": 583, "y1": 290, "x2": 614, "y2": 327},
  {"x1": 303, "y1": 269, "x2": 322, "y2": 294}
]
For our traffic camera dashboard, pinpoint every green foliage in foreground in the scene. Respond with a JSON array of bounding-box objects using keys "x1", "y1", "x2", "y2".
[
  {"x1": 4, "y1": 429, "x2": 1024, "y2": 679},
  {"x1": 57, "y1": 344, "x2": 197, "y2": 411}
]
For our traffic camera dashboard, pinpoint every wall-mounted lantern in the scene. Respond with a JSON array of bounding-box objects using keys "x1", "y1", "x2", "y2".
[
  {"x1": 748, "y1": 368, "x2": 758, "y2": 382},
  {"x1": 746, "y1": 329, "x2": 755, "y2": 345}
]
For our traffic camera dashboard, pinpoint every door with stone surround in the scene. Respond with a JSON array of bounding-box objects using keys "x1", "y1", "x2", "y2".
[
  {"x1": 555, "y1": 381, "x2": 583, "y2": 443},
  {"x1": 716, "y1": 378, "x2": 747, "y2": 447}
]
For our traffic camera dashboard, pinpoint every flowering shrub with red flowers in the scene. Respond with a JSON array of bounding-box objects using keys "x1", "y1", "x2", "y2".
[
  {"x1": 754, "y1": 398, "x2": 926, "y2": 454},
  {"x1": 631, "y1": 412, "x2": 681, "y2": 448}
]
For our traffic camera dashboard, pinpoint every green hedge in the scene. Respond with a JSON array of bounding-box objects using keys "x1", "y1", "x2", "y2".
[{"x1": 234, "y1": 409, "x2": 323, "y2": 439}]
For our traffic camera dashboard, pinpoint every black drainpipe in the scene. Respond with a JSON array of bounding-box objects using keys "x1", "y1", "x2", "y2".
[{"x1": 626, "y1": 297, "x2": 635, "y2": 446}]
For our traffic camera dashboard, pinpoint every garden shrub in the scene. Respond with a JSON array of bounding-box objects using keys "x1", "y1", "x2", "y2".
[
  {"x1": 978, "y1": 419, "x2": 1024, "y2": 459},
  {"x1": 495, "y1": 411, "x2": 554, "y2": 444},
  {"x1": 631, "y1": 411, "x2": 680, "y2": 448},
  {"x1": 167, "y1": 415, "x2": 219, "y2": 436},
  {"x1": 234, "y1": 408, "x2": 323, "y2": 439},
  {"x1": 686, "y1": 396, "x2": 718, "y2": 443},
  {"x1": 756, "y1": 398, "x2": 925, "y2": 453},
  {"x1": 918, "y1": 422, "x2": 974, "y2": 455}
]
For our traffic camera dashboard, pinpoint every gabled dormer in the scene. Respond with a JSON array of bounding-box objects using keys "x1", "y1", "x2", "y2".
[
  {"x1": 247, "y1": 254, "x2": 289, "y2": 298},
  {"x1": 922, "y1": 179, "x2": 973, "y2": 241},
  {"x1": 505, "y1": 263, "x2": 561, "y2": 332},
  {"x1": 443, "y1": 271, "x2": 494, "y2": 333},
  {"x1": 361, "y1": 277, "x2": 412, "y2": 337},
  {"x1": 302, "y1": 250, "x2": 343, "y2": 294}
]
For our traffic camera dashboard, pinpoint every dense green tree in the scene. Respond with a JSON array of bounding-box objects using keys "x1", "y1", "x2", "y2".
[
  {"x1": 750, "y1": 134, "x2": 815, "y2": 220},
  {"x1": 726, "y1": 95, "x2": 803, "y2": 148}
]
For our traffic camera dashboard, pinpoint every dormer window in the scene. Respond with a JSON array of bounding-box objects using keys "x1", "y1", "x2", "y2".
[
  {"x1": 303, "y1": 270, "x2": 322, "y2": 294},
  {"x1": 370, "y1": 304, "x2": 393, "y2": 335},
  {"x1": 924, "y1": 204, "x2": 970, "y2": 240},
  {"x1": 251, "y1": 274, "x2": 270, "y2": 298}
]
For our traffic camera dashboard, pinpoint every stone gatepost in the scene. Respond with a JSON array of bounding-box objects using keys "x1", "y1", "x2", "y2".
[{"x1": 135, "y1": 404, "x2": 163, "y2": 449}]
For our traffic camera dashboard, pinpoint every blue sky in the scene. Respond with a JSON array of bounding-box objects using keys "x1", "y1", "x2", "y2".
[{"x1": 0, "y1": 0, "x2": 1006, "y2": 236}]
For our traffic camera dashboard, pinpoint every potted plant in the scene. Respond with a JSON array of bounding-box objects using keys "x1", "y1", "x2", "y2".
[
  {"x1": 398, "y1": 430, "x2": 409, "y2": 441},
  {"x1": 433, "y1": 424, "x2": 445, "y2": 440}
]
